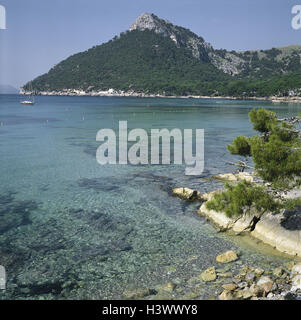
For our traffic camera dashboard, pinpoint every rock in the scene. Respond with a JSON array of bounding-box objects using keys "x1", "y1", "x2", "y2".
[
  {"x1": 158, "y1": 282, "x2": 176, "y2": 293},
  {"x1": 291, "y1": 275, "x2": 301, "y2": 292},
  {"x1": 123, "y1": 288, "x2": 154, "y2": 299},
  {"x1": 217, "y1": 272, "x2": 233, "y2": 278},
  {"x1": 214, "y1": 172, "x2": 253, "y2": 183},
  {"x1": 237, "y1": 281, "x2": 248, "y2": 289},
  {"x1": 284, "y1": 261, "x2": 295, "y2": 272},
  {"x1": 251, "y1": 212, "x2": 301, "y2": 257},
  {"x1": 216, "y1": 250, "x2": 238, "y2": 264},
  {"x1": 245, "y1": 272, "x2": 256, "y2": 282},
  {"x1": 201, "y1": 267, "x2": 217, "y2": 282},
  {"x1": 235, "y1": 289, "x2": 253, "y2": 300},
  {"x1": 291, "y1": 263, "x2": 301, "y2": 276},
  {"x1": 201, "y1": 190, "x2": 223, "y2": 202},
  {"x1": 219, "y1": 290, "x2": 234, "y2": 300},
  {"x1": 236, "y1": 172, "x2": 254, "y2": 182},
  {"x1": 222, "y1": 283, "x2": 237, "y2": 291},
  {"x1": 249, "y1": 284, "x2": 264, "y2": 297},
  {"x1": 273, "y1": 267, "x2": 284, "y2": 277},
  {"x1": 183, "y1": 292, "x2": 200, "y2": 300},
  {"x1": 214, "y1": 173, "x2": 238, "y2": 182},
  {"x1": 165, "y1": 266, "x2": 177, "y2": 273},
  {"x1": 172, "y1": 187, "x2": 202, "y2": 201},
  {"x1": 254, "y1": 268, "x2": 265, "y2": 276},
  {"x1": 257, "y1": 276, "x2": 274, "y2": 293}
]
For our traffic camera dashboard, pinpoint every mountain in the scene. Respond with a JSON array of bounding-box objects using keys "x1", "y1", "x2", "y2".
[
  {"x1": 23, "y1": 13, "x2": 301, "y2": 97},
  {"x1": 0, "y1": 84, "x2": 18, "y2": 94}
]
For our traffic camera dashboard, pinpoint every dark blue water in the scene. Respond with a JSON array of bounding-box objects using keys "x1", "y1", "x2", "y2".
[{"x1": 0, "y1": 94, "x2": 299, "y2": 299}]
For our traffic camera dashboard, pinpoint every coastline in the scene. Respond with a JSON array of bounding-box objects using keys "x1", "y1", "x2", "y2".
[{"x1": 20, "y1": 89, "x2": 301, "y2": 103}]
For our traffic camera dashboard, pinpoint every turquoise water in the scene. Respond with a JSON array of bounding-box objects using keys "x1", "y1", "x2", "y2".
[{"x1": 0, "y1": 95, "x2": 300, "y2": 299}]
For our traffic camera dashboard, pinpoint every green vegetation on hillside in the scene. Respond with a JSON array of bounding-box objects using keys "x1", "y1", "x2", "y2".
[
  {"x1": 26, "y1": 30, "x2": 228, "y2": 96},
  {"x1": 24, "y1": 27, "x2": 301, "y2": 97}
]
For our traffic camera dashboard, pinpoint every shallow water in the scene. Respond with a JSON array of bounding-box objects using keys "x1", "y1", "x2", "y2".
[{"x1": 0, "y1": 95, "x2": 300, "y2": 299}]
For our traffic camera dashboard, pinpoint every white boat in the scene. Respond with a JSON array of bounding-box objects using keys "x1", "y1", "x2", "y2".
[
  {"x1": 21, "y1": 100, "x2": 35, "y2": 105},
  {"x1": 20, "y1": 82, "x2": 35, "y2": 105}
]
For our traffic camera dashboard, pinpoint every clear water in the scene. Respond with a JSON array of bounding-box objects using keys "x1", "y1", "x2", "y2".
[{"x1": 0, "y1": 95, "x2": 300, "y2": 299}]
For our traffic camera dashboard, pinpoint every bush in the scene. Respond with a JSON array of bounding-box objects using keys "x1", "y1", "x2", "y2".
[{"x1": 206, "y1": 181, "x2": 281, "y2": 218}]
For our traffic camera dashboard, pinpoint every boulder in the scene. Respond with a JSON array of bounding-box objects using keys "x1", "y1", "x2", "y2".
[
  {"x1": 214, "y1": 172, "x2": 253, "y2": 183},
  {"x1": 249, "y1": 284, "x2": 264, "y2": 297},
  {"x1": 214, "y1": 173, "x2": 238, "y2": 182},
  {"x1": 219, "y1": 290, "x2": 234, "y2": 300},
  {"x1": 216, "y1": 250, "x2": 238, "y2": 264},
  {"x1": 291, "y1": 275, "x2": 301, "y2": 292},
  {"x1": 201, "y1": 267, "x2": 217, "y2": 282},
  {"x1": 273, "y1": 267, "x2": 284, "y2": 277},
  {"x1": 291, "y1": 263, "x2": 301, "y2": 276},
  {"x1": 222, "y1": 283, "x2": 237, "y2": 291},
  {"x1": 257, "y1": 276, "x2": 274, "y2": 293},
  {"x1": 236, "y1": 172, "x2": 254, "y2": 182},
  {"x1": 254, "y1": 268, "x2": 265, "y2": 276},
  {"x1": 172, "y1": 187, "x2": 202, "y2": 201}
]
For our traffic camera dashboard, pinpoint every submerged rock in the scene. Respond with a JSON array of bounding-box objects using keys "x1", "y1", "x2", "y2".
[
  {"x1": 235, "y1": 289, "x2": 253, "y2": 300},
  {"x1": 216, "y1": 251, "x2": 238, "y2": 264},
  {"x1": 201, "y1": 267, "x2": 217, "y2": 282},
  {"x1": 222, "y1": 283, "x2": 237, "y2": 291},
  {"x1": 219, "y1": 290, "x2": 234, "y2": 300},
  {"x1": 157, "y1": 282, "x2": 176, "y2": 293},
  {"x1": 123, "y1": 288, "x2": 154, "y2": 300}
]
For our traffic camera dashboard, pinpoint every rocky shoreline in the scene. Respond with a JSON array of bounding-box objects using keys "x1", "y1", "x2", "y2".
[
  {"x1": 170, "y1": 172, "x2": 301, "y2": 300},
  {"x1": 122, "y1": 250, "x2": 301, "y2": 300},
  {"x1": 20, "y1": 89, "x2": 301, "y2": 103},
  {"x1": 173, "y1": 172, "x2": 301, "y2": 258}
]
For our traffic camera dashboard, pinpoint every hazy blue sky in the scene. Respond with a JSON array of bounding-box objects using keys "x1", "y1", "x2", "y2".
[{"x1": 0, "y1": 0, "x2": 300, "y2": 89}]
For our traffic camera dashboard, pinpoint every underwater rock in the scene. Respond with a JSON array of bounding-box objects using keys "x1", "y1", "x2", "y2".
[
  {"x1": 0, "y1": 192, "x2": 37, "y2": 233},
  {"x1": 222, "y1": 283, "x2": 237, "y2": 291},
  {"x1": 201, "y1": 267, "x2": 217, "y2": 282},
  {"x1": 123, "y1": 288, "x2": 155, "y2": 300},
  {"x1": 219, "y1": 290, "x2": 234, "y2": 300},
  {"x1": 216, "y1": 251, "x2": 238, "y2": 264}
]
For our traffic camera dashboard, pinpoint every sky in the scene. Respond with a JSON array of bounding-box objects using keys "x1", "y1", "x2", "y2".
[{"x1": 0, "y1": 0, "x2": 300, "y2": 89}]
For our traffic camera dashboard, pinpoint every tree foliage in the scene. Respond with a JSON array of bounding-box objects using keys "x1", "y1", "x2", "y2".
[
  {"x1": 23, "y1": 29, "x2": 301, "y2": 97},
  {"x1": 207, "y1": 108, "x2": 301, "y2": 218},
  {"x1": 206, "y1": 181, "x2": 281, "y2": 218},
  {"x1": 228, "y1": 108, "x2": 301, "y2": 188}
]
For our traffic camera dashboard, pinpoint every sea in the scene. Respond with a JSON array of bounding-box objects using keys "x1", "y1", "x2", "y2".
[{"x1": 0, "y1": 94, "x2": 300, "y2": 299}]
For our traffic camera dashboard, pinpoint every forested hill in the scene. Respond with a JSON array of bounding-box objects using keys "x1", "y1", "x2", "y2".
[{"x1": 23, "y1": 13, "x2": 301, "y2": 97}]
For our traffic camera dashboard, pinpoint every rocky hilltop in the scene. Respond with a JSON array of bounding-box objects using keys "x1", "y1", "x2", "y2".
[
  {"x1": 130, "y1": 13, "x2": 244, "y2": 75},
  {"x1": 22, "y1": 13, "x2": 301, "y2": 98}
]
